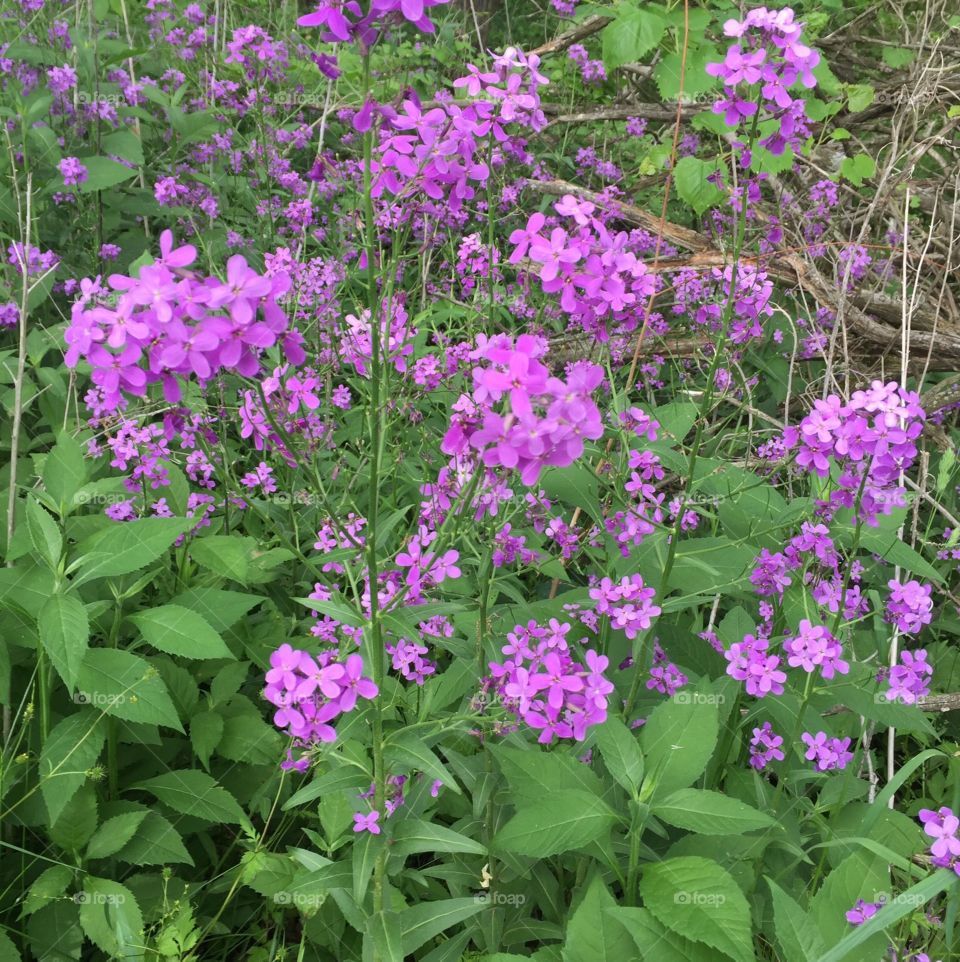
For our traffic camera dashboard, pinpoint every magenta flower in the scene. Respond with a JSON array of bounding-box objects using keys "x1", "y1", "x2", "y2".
[{"x1": 353, "y1": 810, "x2": 381, "y2": 834}]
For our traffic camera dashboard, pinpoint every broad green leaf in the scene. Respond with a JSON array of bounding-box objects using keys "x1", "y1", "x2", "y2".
[
  {"x1": 839, "y1": 153, "x2": 875, "y2": 187},
  {"x1": 283, "y1": 767, "x2": 372, "y2": 810},
  {"x1": 189, "y1": 710, "x2": 224, "y2": 770},
  {"x1": 653, "y1": 788, "x2": 778, "y2": 835},
  {"x1": 491, "y1": 743, "x2": 605, "y2": 799},
  {"x1": 188, "y1": 535, "x2": 255, "y2": 583},
  {"x1": 43, "y1": 432, "x2": 88, "y2": 513},
  {"x1": 540, "y1": 463, "x2": 601, "y2": 520},
  {"x1": 169, "y1": 587, "x2": 264, "y2": 632},
  {"x1": 115, "y1": 812, "x2": 193, "y2": 865},
  {"x1": 392, "y1": 818, "x2": 487, "y2": 858},
  {"x1": 809, "y1": 852, "x2": 890, "y2": 954},
  {"x1": 38, "y1": 593, "x2": 89, "y2": 691},
  {"x1": 817, "y1": 870, "x2": 957, "y2": 962},
  {"x1": 39, "y1": 710, "x2": 106, "y2": 825},
  {"x1": 673, "y1": 156, "x2": 723, "y2": 215},
  {"x1": 77, "y1": 156, "x2": 138, "y2": 193},
  {"x1": 26, "y1": 901, "x2": 83, "y2": 962},
  {"x1": 366, "y1": 911, "x2": 404, "y2": 962},
  {"x1": 653, "y1": 45, "x2": 721, "y2": 101},
  {"x1": 134, "y1": 769, "x2": 247, "y2": 825},
  {"x1": 492, "y1": 791, "x2": 616, "y2": 857},
  {"x1": 129, "y1": 604, "x2": 232, "y2": 659},
  {"x1": 602, "y1": 5, "x2": 666, "y2": 71},
  {"x1": 639, "y1": 695, "x2": 718, "y2": 799},
  {"x1": 86, "y1": 811, "x2": 148, "y2": 860},
  {"x1": 73, "y1": 518, "x2": 192, "y2": 586},
  {"x1": 608, "y1": 907, "x2": 716, "y2": 962},
  {"x1": 398, "y1": 897, "x2": 487, "y2": 956},
  {"x1": 50, "y1": 783, "x2": 99, "y2": 851},
  {"x1": 766, "y1": 877, "x2": 827, "y2": 962},
  {"x1": 563, "y1": 875, "x2": 637, "y2": 962},
  {"x1": 77, "y1": 877, "x2": 143, "y2": 960},
  {"x1": 857, "y1": 525, "x2": 943, "y2": 583},
  {"x1": 22, "y1": 864, "x2": 74, "y2": 917},
  {"x1": 75, "y1": 649, "x2": 182, "y2": 731},
  {"x1": 639, "y1": 857, "x2": 753, "y2": 962},
  {"x1": 0, "y1": 930, "x2": 21, "y2": 961},
  {"x1": 26, "y1": 498, "x2": 61, "y2": 571},
  {"x1": 595, "y1": 717, "x2": 644, "y2": 793}
]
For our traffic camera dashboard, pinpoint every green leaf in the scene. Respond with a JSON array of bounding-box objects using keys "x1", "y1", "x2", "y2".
[
  {"x1": 366, "y1": 911, "x2": 404, "y2": 962},
  {"x1": 639, "y1": 857, "x2": 753, "y2": 962},
  {"x1": 22, "y1": 864, "x2": 74, "y2": 917},
  {"x1": 188, "y1": 535, "x2": 255, "y2": 583},
  {"x1": 595, "y1": 717, "x2": 644, "y2": 793},
  {"x1": 169, "y1": 587, "x2": 264, "y2": 632},
  {"x1": 398, "y1": 898, "x2": 487, "y2": 956},
  {"x1": 881, "y1": 46, "x2": 914, "y2": 68},
  {"x1": 38, "y1": 593, "x2": 89, "y2": 691},
  {"x1": 845, "y1": 83, "x2": 874, "y2": 112},
  {"x1": 491, "y1": 743, "x2": 605, "y2": 800},
  {"x1": 392, "y1": 819, "x2": 487, "y2": 858},
  {"x1": 563, "y1": 875, "x2": 637, "y2": 962},
  {"x1": 77, "y1": 877, "x2": 143, "y2": 960},
  {"x1": 602, "y1": 5, "x2": 666, "y2": 71},
  {"x1": 115, "y1": 812, "x2": 193, "y2": 865},
  {"x1": 43, "y1": 432, "x2": 88, "y2": 513},
  {"x1": 639, "y1": 695, "x2": 718, "y2": 800},
  {"x1": 26, "y1": 498, "x2": 61, "y2": 571},
  {"x1": 653, "y1": 45, "x2": 721, "y2": 101},
  {"x1": 75, "y1": 649, "x2": 182, "y2": 731},
  {"x1": 809, "y1": 852, "x2": 890, "y2": 953},
  {"x1": 766, "y1": 878, "x2": 827, "y2": 962},
  {"x1": 86, "y1": 811, "x2": 149, "y2": 860},
  {"x1": 50, "y1": 783, "x2": 99, "y2": 851},
  {"x1": 856, "y1": 525, "x2": 943, "y2": 583},
  {"x1": 72, "y1": 518, "x2": 192, "y2": 586},
  {"x1": 492, "y1": 791, "x2": 616, "y2": 857},
  {"x1": 385, "y1": 734, "x2": 461, "y2": 795},
  {"x1": 540, "y1": 463, "x2": 601, "y2": 520},
  {"x1": 133, "y1": 769, "x2": 247, "y2": 825},
  {"x1": 283, "y1": 767, "x2": 372, "y2": 810},
  {"x1": 653, "y1": 788, "x2": 777, "y2": 835},
  {"x1": 189, "y1": 710, "x2": 224, "y2": 770},
  {"x1": 39, "y1": 710, "x2": 106, "y2": 825},
  {"x1": 129, "y1": 604, "x2": 232, "y2": 659},
  {"x1": 608, "y1": 907, "x2": 715, "y2": 962},
  {"x1": 839, "y1": 153, "x2": 876, "y2": 187},
  {"x1": 0, "y1": 930, "x2": 21, "y2": 962},
  {"x1": 673, "y1": 156, "x2": 723, "y2": 215},
  {"x1": 817, "y1": 870, "x2": 957, "y2": 962},
  {"x1": 76, "y1": 156, "x2": 138, "y2": 193}
]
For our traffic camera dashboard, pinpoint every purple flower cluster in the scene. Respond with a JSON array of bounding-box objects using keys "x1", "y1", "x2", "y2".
[
  {"x1": 265, "y1": 645, "x2": 378, "y2": 767},
  {"x1": 885, "y1": 649, "x2": 933, "y2": 705},
  {"x1": 509, "y1": 194, "x2": 658, "y2": 340},
  {"x1": 783, "y1": 619, "x2": 849, "y2": 680},
  {"x1": 442, "y1": 333, "x2": 604, "y2": 485},
  {"x1": 706, "y1": 6, "x2": 819, "y2": 155},
  {"x1": 589, "y1": 574, "x2": 662, "y2": 640},
  {"x1": 646, "y1": 640, "x2": 687, "y2": 697},
  {"x1": 373, "y1": 48, "x2": 548, "y2": 214},
  {"x1": 784, "y1": 380, "x2": 926, "y2": 526},
  {"x1": 801, "y1": 730, "x2": 853, "y2": 771},
  {"x1": 65, "y1": 231, "x2": 298, "y2": 412},
  {"x1": 725, "y1": 634, "x2": 786, "y2": 697},
  {"x1": 919, "y1": 807, "x2": 960, "y2": 876},
  {"x1": 748, "y1": 721, "x2": 785, "y2": 770},
  {"x1": 58, "y1": 156, "x2": 88, "y2": 186},
  {"x1": 488, "y1": 619, "x2": 613, "y2": 744},
  {"x1": 886, "y1": 578, "x2": 934, "y2": 634},
  {"x1": 298, "y1": 0, "x2": 450, "y2": 43},
  {"x1": 568, "y1": 44, "x2": 605, "y2": 84}
]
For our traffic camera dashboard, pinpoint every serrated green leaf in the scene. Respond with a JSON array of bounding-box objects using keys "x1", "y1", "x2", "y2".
[
  {"x1": 492, "y1": 791, "x2": 616, "y2": 857},
  {"x1": 39, "y1": 710, "x2": 106, "y2": 825},
  {"x1": 134, "y1": 769, "x2": 247, "y2": 825},
  {"x1": 639, "y1": 857, "x2": 753, "y2": 962},
  {"x1": 129, "y1": 604, "x2": 232, "y2": 659},
  {"x1": 653, "y1": 788, "x2": 778, "y2": 834},
  {"x1": 38, "y1": 593, "x2": 89, "y2": 691}
]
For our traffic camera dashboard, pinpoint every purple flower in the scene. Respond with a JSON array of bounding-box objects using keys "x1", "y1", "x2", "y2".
[
  {"x1": 725, "y1": 635, "x2": 786, "y2": 698},
  {"x1": 353, "y1": 810, "x2": 381, "y2": 834},
  {"x1": 749, "y1": 722, "x2": 784, "y2": 770},
  {"x1": 801, "y1": 731, "x2": 853, "y2": 772},
  {"x1": 845, "y1": 899, "x2": 882, "y2": 925},
  {"x1": 885, "y1": 649, "x2": 932, "y2": 705},
  {"x1": 58, "y1": 157, "x2": 88, "y2": 187}
]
